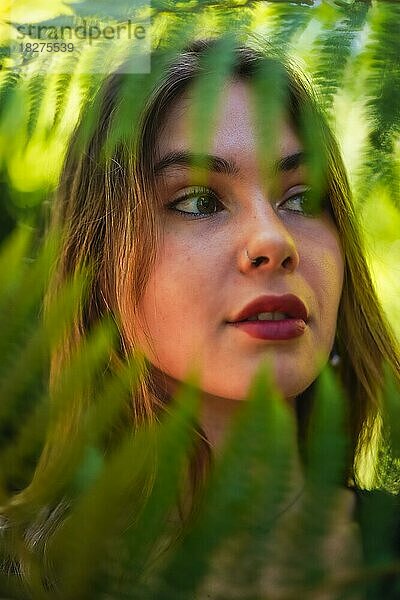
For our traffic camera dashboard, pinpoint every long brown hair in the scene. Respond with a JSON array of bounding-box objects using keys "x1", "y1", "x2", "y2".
[{"x1": 17, "y1": 36, "x2": 400, "y2": 518}]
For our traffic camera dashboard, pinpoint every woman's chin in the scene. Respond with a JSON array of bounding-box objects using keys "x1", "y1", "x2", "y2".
[{"x1": 196, "y1": 361, "x2": 325, "y2": 403}]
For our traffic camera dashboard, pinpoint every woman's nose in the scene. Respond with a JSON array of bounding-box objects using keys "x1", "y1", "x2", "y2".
[{"x1": 237, "y1": 202, "x2": 300, "y2": 274}]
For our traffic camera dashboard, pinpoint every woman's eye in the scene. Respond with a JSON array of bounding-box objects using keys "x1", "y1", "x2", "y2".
[
  {"x1": 279, "y1": 189, "x2": 322, "y2": 216},
  {"x1": 169, "y1": 188, "x2": 224, "y2": 217}
]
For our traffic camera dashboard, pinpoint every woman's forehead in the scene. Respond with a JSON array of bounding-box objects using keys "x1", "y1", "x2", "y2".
[{"x1": 156, "y1": 80, "x2": 303, "y2": 173}]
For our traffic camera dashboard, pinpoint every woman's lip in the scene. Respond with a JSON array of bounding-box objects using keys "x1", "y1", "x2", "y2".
[
  {"x1": 228, "y1": 318, "x2": 307, "y2": 341},
  {"x1": 229, "y1": 293, "x2": 308, "y2": 324}
]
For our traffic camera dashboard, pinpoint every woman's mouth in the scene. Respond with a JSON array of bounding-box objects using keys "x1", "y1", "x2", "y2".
[
  {"x1": 246, "y1": 311, "x2": 287, "y2": 321},
  {"x1": 228, "y1": 314, "x2": 307, "y2": 340},
  {"x1": 227, "y1": 295, "x2": 308, "y2": 340}
]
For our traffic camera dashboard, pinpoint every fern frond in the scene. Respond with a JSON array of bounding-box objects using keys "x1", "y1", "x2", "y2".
[
  {"x1": 52, "y1": 58, "x2": 80, "y2": 129},
  {"x1": 0, "y1": 69, "x2": 22, "y2": 120},
  {"x1": 25, "y1": 69, "x2": 46, "y2": 140},
  {"x1": 101, "y1": 380, "x2": 200, "y2": 599},
  {"x1": 313, "y1": 2, "x2": 370, "y2": 111},
  {"x1": 146, "y1": 365, "x2": 289, "y2": 599},
  {"x1": 268, "y1": 2, "x2": 314, "y2": 47},
  {"x1": 277, "y1": 366, "x2": 350, "y2": 594},
  {"x1": 197, "y1": 379, "x2": 297, "y2": 599},
  {"x1": 189, "y1": 35, "x2": 236, "y2": 159},
  {"x1": 361, "y1": 1, "x2": 400, "y2": 205}
]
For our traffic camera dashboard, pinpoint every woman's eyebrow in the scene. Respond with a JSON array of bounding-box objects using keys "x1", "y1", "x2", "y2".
[
  {"x1": 154, "y1": 151, "x2": 239, "y2": 176},
  {"x1": 277, "y1": 151, "x2": 306, "y2": 173},
  {"x1": 153, "y1": 150, "x2": 305, "y2": 176}
]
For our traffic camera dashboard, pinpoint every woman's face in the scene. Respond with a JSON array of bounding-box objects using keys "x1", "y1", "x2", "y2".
[{"x1": 136, "y1": 80, "x2": 344, "y2": 401}]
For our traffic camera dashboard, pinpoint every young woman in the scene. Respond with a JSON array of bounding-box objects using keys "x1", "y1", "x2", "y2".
[
  {"x1": 47, "y1": 36, "x2": 399, "y2": 470},
  {"x1": 6, "y1": 36, "x2": 400, "y2": 595}
]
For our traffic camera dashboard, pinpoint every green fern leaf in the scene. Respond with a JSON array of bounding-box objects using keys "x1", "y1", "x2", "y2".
[
  {"x1": 0, "y1": 69, "x2": 22, "y2": 121},
  {"x1": 313, "y1": 2, "x2": 370, "y2": 110},
  {"x1": 147, "y1": 364, "x2": 287, "y2": 599},
  {"x1": 361, "y1": 2, "x2": 400, "y2": 205},
  {"x1": 26, "y1": 70, "x2": 47, "y2": 140},
  {"x1": 268, "y1": 3, "x2": 314, "y2": 47}
]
